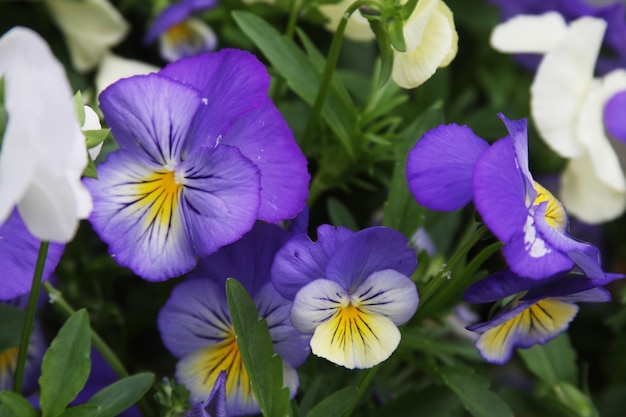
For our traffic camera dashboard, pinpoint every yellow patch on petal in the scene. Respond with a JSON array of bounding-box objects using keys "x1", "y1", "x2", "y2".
[
  {"x1": 177, "y1": 329, "x2": 252, "y2": 403},
  {"x1": 164, "y1": 22, "x2": 197, "y2": 46},
  {"x1": 135, "y1": 169, "x2": 183, "y2": 229},
  {"x1": 533, "y1": 181, "x2": 567, "y2": 232},
  {"x1": 476, "y1": 299, "x2": 577, "y2": 363},
  {"x1": 0, "y1": 347, "x2": 17, "y2": 376},
  {"x1": 310, "y1": 303, "x2": 400, "y2": 369}
]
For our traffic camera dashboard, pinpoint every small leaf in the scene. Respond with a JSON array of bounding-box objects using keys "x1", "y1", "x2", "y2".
[
  {"x1": 518, "y1": 333, "x2": 578, "y2": 385},
  {"x1": 306, "y1": 387, "x2": 358, "y2": 417},
  {"x1": 369, "y1": 20, "x2": 394, "y2": 89},
  {"x1": 226, "y1": 278, "x2": 290, "y2": 417},
  {"x1": 438, "y1": 366, "x2": 514, "y2": 417},
  {"x1": 84, "y1": 129, "x2": 109, "y2": 149},
  {"x1": 39, "y1": 309, "x2": 91, "y2": 417},
  {"x1": 387, "y1": 13, "x2": 406, "y2": 53},
  {"x1": 57, "y1": 405, "x2": 101, "y2": 417},
  {"x1": 327, "y1": 198, "x2": 358, "y2": 231},
  {"x1": 0, "y1": 304, "x2": 26, "y2": 352},
  {"x1": 82, "y1": 155, "x2": 98, "y2": 179},
  {"x1": 0, "y1": 391, "x2": 38, "y2": 417},
  {"x1": 87, "y1": 372, "x2": 155, "y2": 417}
]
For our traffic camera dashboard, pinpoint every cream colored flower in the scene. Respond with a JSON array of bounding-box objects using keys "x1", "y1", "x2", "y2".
[
  {"x1": 318, "y1": 0, "x2": 376, "y2": 41},
  {"x1": 391, "y1": 0, "x2": 458, "y2": 89},
  {"x1": 44, "y1": 0, "x2": 129, "y2": 72}
]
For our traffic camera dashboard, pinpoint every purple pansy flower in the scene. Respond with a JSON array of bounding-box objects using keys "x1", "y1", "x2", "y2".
[
  {"x1": 144, "y1": 0, "x2": 218, "y2": 62},
  {"x1": 158, "y1": 222, "x2": 310, "y2": 416},
  {"x1": 185, "y1": 371, "x2": 227, "y2": 417},
  {"x1": 0, "y1": 209, "x2": 64, "y2": 300},
  {"x1": 407, "y1": 114, "x2": 605, "y2": 280},
  {"x1": 463, "y1": 268, "x2": 622, "y2": 364},
  {"x1": 271, "y1": 225, "x2": 419, "y2": 369},
  {"x1": 85, "y1": 49, "x2": 309, "y2": 282},
  {"x1": 489, "y1": 0, "x2": 626, "y2": 74}
]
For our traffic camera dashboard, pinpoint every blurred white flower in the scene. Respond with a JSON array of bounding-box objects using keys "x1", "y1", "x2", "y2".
[
  {"x1": 44, "y1": 0, "x2": 129, "y2": 72},
  {"x1": 318, "y1": 0, "x2": 376, "y2": 42},
  {"x1": 491, "y1": 13, "x2": 626, "y2": 223},
  {"x1": 95, "y1": 53, "x2": 159, "y2": 96},
  {"x1": 0, "y1": 27, "x2": 92, "y2": 242},
  {"x1": 391, "y1": 0, "x2": 458, "y2": 89}
]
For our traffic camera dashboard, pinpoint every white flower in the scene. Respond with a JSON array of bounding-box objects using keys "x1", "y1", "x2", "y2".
[
  {"x1": 318, "y1": 0, "x2": 376, "y2": 42},
  {"x1": 491, "y1": 13, "x2": 626, "y2": 223},
  {"x1": 95, "y1": 53, "x2": 160, "y2": 96},
  {"x1": 0, "y1": 27, "x2": 92, "y2": 242},
  {"x1": 44, "y1": 0, "x2": 129, "y2": 72},
  {"x1": 391, "y1": 0, "x2": 458, "y2": 89}
]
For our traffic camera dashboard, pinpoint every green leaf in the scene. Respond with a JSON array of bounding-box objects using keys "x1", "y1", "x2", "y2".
[
  {"x1": 387, "y1": 13, "x2": 406, "y2": 53},
  {"x1": 84, "y1": 129, "x2": 109, "y2": 149},
  {"x1": 39, "y1": 309, "x2": 92, "y2": 417},
  {"x1": 438, "y1": 366, "x2": 514, "y2": 417},
  {"x1": 371, "y1": 386, "x2": 463, "y2": 417},
  {"x1": 232, "y1": 10, "x2": 356, "y2": 155},
  {"x1": 369, "y1": 21, "x2": 394, "y2": 89},
  {"x1": 73, "y1": 91, "x2": 85, "y2": 126},
  {"x1": 87, "y1": 372, "x2": 155, "y2": 417},
  {"x1": 327, "y1": 198, "x2": 358, "y2": 231},
  {"x1": 57, "y1": 405, "x2": 101, "y2": 417},
  {"x1": 553, "y1": 382, "x2": 598, "y2": 417},
  {"x1": 518, "y1": 333, "x2": 578, "y2": 385},
  {"x1": 226, "y1": 278, "x2": 290, "y2": 417},
  {"x1": 306, "y1": 387, "x2": 359, "y2": 417},
  {"x1": 0, "y1": 391, "x2": 38, "y2": 417},
  {"x1": 0, "y1": 303, "x2": 26, "y2": 352},
  {"x1": 82, "y1": 155, "x2": 98, "y2": 179}
]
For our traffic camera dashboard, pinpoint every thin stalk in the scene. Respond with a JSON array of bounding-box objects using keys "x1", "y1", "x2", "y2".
[
  {"x1": 13, "y1": 241, "x2": 49, "y2": 394},
  {"x1": 43, "y1": 281, "x2": 155, "y2": 417},
  {"x1": 341, "y1": 365, "x2": 380, "y2": 417},
  {"x1": 270, "y1": 0, "x2": 302, "y2": 100}
]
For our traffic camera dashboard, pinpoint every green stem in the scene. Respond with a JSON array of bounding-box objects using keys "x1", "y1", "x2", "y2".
[
  {"x1": 300, "y1": 0, "x2": 380, "y2": 149},
  {"x1": 270, "y1": 0, "x2": 302, "y2": 100},
  {"x1": 341, "y1": 365, "x2": 380, "y2": 417},
  {"x1": 13, "y1": 241, "x2": 49, "y2": 394},
  {"x1": 43, "y1": 281, "x2": 155, "y2": 417}
]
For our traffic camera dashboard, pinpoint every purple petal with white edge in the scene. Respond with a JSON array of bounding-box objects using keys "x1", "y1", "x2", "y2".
[
  {"x1": 159, "y1": 50, "x2": 270, "y2": 154},
  {"x1": 473, "y1": 134, "x2": 530, "y2": 243},
  {"x1": 99, "y1": 73, "x2": 201, "y2": 166},
  {"x1": 325, "y1": 226, "x2": 417, "y2": 292},
  {"x1": 271, "y1": 225, "x2": 355, "y2": 300},
  {"x1": 406, "y1": 124, "x2": 489, "y2": 211},
  {"x1": 185, "y1": 371, "x2": 227, "y2": 417},
  {"x1": 85, "y1": 151, "x2": 196, "y2": 281},
  {"x1": 497, "y1": 115, "x2": 535, "y2": 198},
  {"x1": 190, "y1": 222, "x2": 291, "y2": 297},
  {"x1": 180, "y1": 145, "x2": 261, "y2": 259},
  {"x1": 254, "y1": 283, "x2": 311, "y2": 367},
  {"x1": 222, "y1": 98, "x2": 309, "y2": 222},
  {"x1": 469, "y1": 298, "x2": 578, "y2": 364},
  {"x1": 291, "y1": 279, "x2": 348, "y2": 334},
  {"x1": 463, "y1": 269, "x2": 542, "y2": 305},
  {"x1": 604, "y1": 90, "x2": 626, "y2": 144},
  {"x1": 0, "y1": 210, "x2": 64, "y2": 300},
  {"x1": 145, "y1": 0, "x2": 216, "y2": 44},
  {"x1": 554, "y1": 287, "x2": 611, "y2": 304},
  {"x1": 158, "y1": 277, "x2": 231, "y2": 358},
  {"x1": 354, "y1": 269, "x2": 419, "y2": 325}
]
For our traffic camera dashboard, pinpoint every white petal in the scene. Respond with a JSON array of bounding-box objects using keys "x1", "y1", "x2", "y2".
[
  {"x1": 490, "y1": 12, "x2": 568, "y2": 54},
  {"x1": 291, "y1": 279, "x2": 348, "y2": 334},
  {"x1": 83, "y1": 105, "x2": 105, "y2": 160},
  {"x1": 531, "y1": 16, "x2": 606, "y2": 158},
  {"x1": 319, "y1": 0, "x2": 375, "y2": 41},
  {"x1": 402, "y1": 0, "x2": 439, "y2": 53},
  {"x1": 392, "y1": 1, "x2": 456, "y2": 89},
  {"x1": 561, "y1": 156, "x2": 626, "y2": 224},
  {"x1": 95, "y1": 53, "x2": 159, "y2": 95},
  {"x1": 44, "y1": 0, "x2": 129, "y2": 72},
  {"x1": 0, "y1": 27, "x2": 90, "y2": 241}
]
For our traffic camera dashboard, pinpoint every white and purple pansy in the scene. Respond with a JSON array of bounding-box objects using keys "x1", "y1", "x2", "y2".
[
  {"x1": 85, "y1": 49, "x2": 310, "y2": 281},
  {"x1": 463, "y1": 268, "x2": 622, "y2": 364},
  {"x1": 271, "y1": 225, "x2": 419, "y2": 369}
]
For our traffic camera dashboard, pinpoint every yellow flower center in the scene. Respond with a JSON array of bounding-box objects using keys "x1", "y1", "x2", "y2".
[
  {"x1": 533, "y1": 181, "x2": 567, "y2": 232},
  {"x1": 0, "y1": 346, "x2": 18, "y2": 376},
  {"x1": 135, "y1": 169, "x2": 183, "y2": 229}
]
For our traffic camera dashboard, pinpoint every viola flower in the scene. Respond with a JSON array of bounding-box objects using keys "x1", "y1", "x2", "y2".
[
  {"x1": 488, "y1": 0, "x2": 626, "y2": 74},
  {"x1": 185, "y1": 371, "x2": 227, "y2": 417},
  {"x1": 43, "y1": 0, "x2": 129, "y2": 72},
  {"x1": 391, "y1": 0, "x2": 458, "y2": 89},
  {"x1": 271, "y1": 225, "x2": 419, "y2": 369},
  {"x1": 407, "y1": 114, "x2": 606, "y2": 280},
  {"x1": 158, "y1": 222, "x2": 310, "y2": 415},
  {"x1": 491, "y1": 13, "x2": 626, "y2": 223},
  {"x1": 0, "y1": 27, "x2": 92, "y2": 242},
  {"x1": 463, "y1": 268, "x2": 621, "y2": 364},
  {"x1": 85, "y1": 49, "x2": 309, "y2": 281},
  {"x1": 0, "y1": 210, "x2": 65, "y2": 300},
  {"x1": 144, "y1": 0, "x2": 218, "y2": 62}
]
